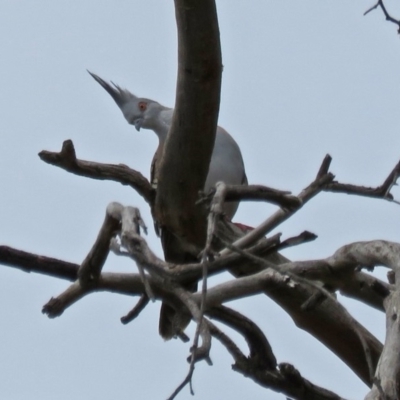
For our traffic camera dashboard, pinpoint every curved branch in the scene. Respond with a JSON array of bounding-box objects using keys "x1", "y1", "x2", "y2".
[
  {"x1": 208, "y1": 305, "x2": 277, "y2": 369},
  {"x1": 39, "y1": 140, "x2": 154, "y2": 205},
  {"x1": 1, "y1": 216, "x2": 389, "y2": 387},
  {"x1": 120, "y1": 294, "x2": 150, "y2": 324},
  {"x1": 215, "y1": 241, "x2": 384, "y2": 387},
  {"x1": 233, "y1": 361, "x2": 348, "y2": 400},
  {"x1": 155, "y1": 0, "x2": 222, "y2": 247},
  {"x1": 207, "y1": 305, "x2": 347, "y2": 399}
]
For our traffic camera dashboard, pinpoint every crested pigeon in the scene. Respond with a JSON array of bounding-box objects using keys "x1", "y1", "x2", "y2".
[
  {"x1": 89, "y1": 71, "x2": 247, "y2": 339},
  {"x1": 88, "y1": 72, "x2": 247, "y2": 218}
]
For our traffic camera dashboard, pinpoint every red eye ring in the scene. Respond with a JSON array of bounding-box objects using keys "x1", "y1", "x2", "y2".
[{"x1": 138, "y1": 101, "x2": 147, "y2": 112}]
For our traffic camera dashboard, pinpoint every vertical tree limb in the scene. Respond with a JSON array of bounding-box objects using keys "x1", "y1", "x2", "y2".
[{"x1": 155, "y1": 0, "x2": 222, "y2": 247}]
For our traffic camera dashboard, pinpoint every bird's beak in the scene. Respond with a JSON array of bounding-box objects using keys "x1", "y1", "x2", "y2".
[{"x1": 134, "y1": 118, "x2": 143, "y2": 131}]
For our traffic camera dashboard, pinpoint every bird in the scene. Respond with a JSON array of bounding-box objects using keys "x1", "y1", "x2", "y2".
[{"x1": 88, "y1": 71, "x2": 247, "y2": 339}]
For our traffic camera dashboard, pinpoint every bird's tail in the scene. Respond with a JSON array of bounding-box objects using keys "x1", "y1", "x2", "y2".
[{"x1": 159, "y1": 281, "x2": 197, "y2": 342}]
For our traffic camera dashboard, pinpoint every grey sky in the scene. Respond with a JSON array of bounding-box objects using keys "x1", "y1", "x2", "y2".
[{"x1": 1, "y1": 1, "x2": 400, "y2": 399}]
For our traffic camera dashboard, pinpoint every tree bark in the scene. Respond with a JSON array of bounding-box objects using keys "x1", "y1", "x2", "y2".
[{"x1": 155, "y1": 0, "x2": 222, "y2": 248}]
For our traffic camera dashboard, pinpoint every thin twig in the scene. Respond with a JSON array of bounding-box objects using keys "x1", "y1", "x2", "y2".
[
  {"x1": 364, "y1": 0, "x2": 400, "y2": 32},
  {"x1": 166, "y1": 367, "x2": 195, "y2": 400}
]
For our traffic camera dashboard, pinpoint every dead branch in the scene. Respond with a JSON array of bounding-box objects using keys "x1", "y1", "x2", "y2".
[
  {"x1": 199, "y1": 182, "x2": 301, "y2": 209},
  {"x1": 1, "y1": 218, "x2": 391, "y2": 313},
  {"x1": 168, "y1": 232, "x2": 283, "y2": 282},
  {"x1": 109, "y1": 204, "x2": 154, "y2": 299},
  {"x1": 327, "y1": 240, "x2": 400, "y2": 269},
  {"x1": 213, "y1": 248, "x2": 383, "y2": 386},
  {"x1": 208, "y1": 307, "x2": 347, "y2": 399},
  {"x1": 154, "y1": 0, "x2": 222, "y2": 247},
  {"x1": 39, "y1": 140, "x2": 155, "y2": 205},
  {"x1": 219, "y1": 156, "x2": 335, "y2": 256},
  {"x1": 2, "y1": 203, "x2": 394, "y2": 389},
  {"x1": 365, "y1": 0, "x2": 400, "y2": 33},
  {"x1": 220, "y1": 155, "x2": 400, "y2": 257},
  {"x1": 194, "y1": 263, "x2": 382, "y2": 386},
  {"x1": 166, "y1": 287, "x2": 213, "y2": 400},
  {"x1": 0, "y1": 225, "x2": 264, "y2": 299},
  {"x1": 324, "y1": 159, "x2": 400, "y2": 201},
  {"x1": 233, "y1": 361, "x2": 348, "y2": 400},
  {"x1": 202, "y1": 182, "x2": 304, "y2": 261},
  {"x1": 78, "y1": 205, "x2": 121, "y2": 286},
  {"x1": 0, "y1": 228, "x2": 390, "y2": 315},
  {"x1": 279, "y1": 231, "x2": 318, "y2": 248},
  {"x1": 5, "y1": 0, "x2": 399, "y2": 397},
  {"x1": 173, "y1": 287, "x2": 212, "y2": 363},
  {"x1": 285, "y1": 260, "x2": 390, "y2": 311},
  {"x1": 365, "y1": 287, "x2": 400, "y2": 400},
  {"x1": 207, "y1": 305, "x2": 277, "y2": 369},
  {"x1": 202, "y1": 182, "x2": 227, "y2": 259},
  {"x1": 41, "y1": 202, "x2": 163, "y2": 318},
  {"x1": 326, "y1": 241, "x2": 400, "y2": 399},
  {"x1": 208, "y1": 321, "x2": 247, "y2": 362},
  {"x1": 42, "y1": 280, "x2": 89, "y2": 318},
  {"x1": 0, "y1": 236, "x2": 384, "y2": 390},
  {"x1": 70, "y1": 201, "x2": 214, "y2": 373},
  {"x1": 0, "y1": 245, "x2": 78, "y2": 281},
  {"x1": 120, "y1": 294, "x2": 150, "y2": 324}
]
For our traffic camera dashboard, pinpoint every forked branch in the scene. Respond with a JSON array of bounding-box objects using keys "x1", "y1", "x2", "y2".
[{"x1": 365, "y1": 0, "x2": 400, "y2": 33}]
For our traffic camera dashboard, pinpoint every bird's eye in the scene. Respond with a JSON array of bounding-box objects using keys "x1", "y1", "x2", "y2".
[{"x1": 138, "y1": 101, "x2": 147, "y2": 112}]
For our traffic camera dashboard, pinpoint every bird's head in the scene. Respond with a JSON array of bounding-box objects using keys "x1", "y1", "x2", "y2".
[{"x1": 88, "y1": 71, "x2": 162, "y2": 131}]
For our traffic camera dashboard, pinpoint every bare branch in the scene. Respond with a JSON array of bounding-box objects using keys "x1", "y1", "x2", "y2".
[
  {"x1": 0, "y1": 245, "x2": 78, "y2": 281},
  {"x1": 2, "y1": 212, "x2": 391, "y2": 389},
  {"x1": 324, "y1": 159, "x2": 400, "y2": 201},
  {"x1": 42, "y1": 280, "x2": 89, "y2": 318},
  {"x1": 234, "y1": 361, "x2": 348, "y2": 400},
  {"x1": 199, "y1": 183, "x2": 301, "y2": 209},
  {"x1": 208, "y1": 320, "x2": 247, "y2": 363},
  {"x1": 120, "y1": 294, "x2": 150, "y2": 324},
  {"x1": 78, "y1": 204, "x2": 121, "y2": 286},
  {"x1": 39, "y1": 140, "x2": 155, "y2": 205},
  {"x1": 220, "y1": 156, "x2": 400, "y2": 258},
  {"x1": 168, "y1": 232, "x2": 283, "y2": 282},
  {"x1": 352, "y1": 241, "x2": 400, "y2": 398},
  {"x1": 213, "y1": 245, "x2": 383, "y2": 386},
  {"x1": 279, "y1": 230, "x2": 318, "y2": 249},
  {"x1": 365, "y1": 0, "x2": 400, "y2": 33},
  {"x1": 155, "y1": 0, "x2": 222, "y2": 247},
  {"x1": 201, "y1": 183, "x2": 304, "y2": 264},
  {"x1": 220, "y1": 157, "x2": 335, "y2": 256},
  {"x1": 316, "y1": 154, "x2": 332, "y2": 179},
  {"x1": 208, "y1": 310, "x2": 347, "y2": 400},
  {"x1": 327, "y1": 240, "x2": 400, "y2": 270},
  {"x1": 167, "y1": 286, "x2": 213, "y2": 400},
  {"x1": 208, "y1": 305, "x2": 277, "y2": 369},
  {"x1": 279, "y1": 251, "x2": 392, "y2": 311}
]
